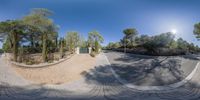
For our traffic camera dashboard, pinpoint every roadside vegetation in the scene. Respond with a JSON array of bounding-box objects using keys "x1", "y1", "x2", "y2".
[
  {"x1": 106, "y1": 27, "x2": 200, "y2": 56},
  {"x1": 0, "y1": 48, "x2": 3, "y2": 53},
  {"x1": 0, "y1": 8, "x2": 104, "y2": 64}
]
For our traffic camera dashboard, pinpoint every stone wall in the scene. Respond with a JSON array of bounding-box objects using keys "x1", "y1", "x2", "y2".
[{"x1": 3, "y1": 52, "x2": 70, "y2": 65}]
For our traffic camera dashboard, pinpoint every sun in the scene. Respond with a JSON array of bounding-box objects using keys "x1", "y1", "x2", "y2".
[{"x1": 171, "y1": 29, "x2": 177, "y2": 34}]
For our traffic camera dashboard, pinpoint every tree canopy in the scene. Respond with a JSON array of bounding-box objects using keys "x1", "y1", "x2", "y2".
[
  {"x1": 194, "y1": 22, "x2": 200, "y2": 40},
  {"x1": 65, "y1": 31, "x2": 80, "y2": 53},
  {"x1": 88, "y1": 31, "x2": 104, "y2": 53},
  {"x1": 107, "y1": 28, "x2": 200, "y2": 55}
]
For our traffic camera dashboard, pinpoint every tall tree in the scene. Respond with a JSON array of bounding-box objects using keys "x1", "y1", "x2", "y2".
[
  {"x1": 65, "y1": 31, "x2": 80, "y2": 53},
  {"x1": 59, "y1": 38, "x2": 65, "y2": 58},
  {"x1": 88, "y1": 31, "x2": 104, "y2": 53},
  {"x1": 107, "y1": 42, "x2": 120, "y2": 49},
  {"x1": 122, "y1": 28, "x2": 138, "y2": 48},
  {"x1": 79, "y1": 36, "x2": 87, "y2": 48},
  {"x1": 177, "y1": 38, "x2": 189, "y2": 51},
  {"x1": 0, "y1": 20, "x2": 26, "y2": 61},
  {"x1": 23, "y1": 8, "x2": 58, "y2": 62},
  {"x1": 194, "y1": 22, "x2": 200, "y2": 40}
]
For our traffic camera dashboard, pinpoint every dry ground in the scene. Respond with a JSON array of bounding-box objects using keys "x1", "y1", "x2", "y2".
[{"x1": 12, "y1": 54, "x2": 96, "y2": 85}]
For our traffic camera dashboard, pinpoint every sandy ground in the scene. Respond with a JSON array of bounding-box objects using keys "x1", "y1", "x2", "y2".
[{"x1": 12, "y1": 54, "x2": 96, "y2": 85}]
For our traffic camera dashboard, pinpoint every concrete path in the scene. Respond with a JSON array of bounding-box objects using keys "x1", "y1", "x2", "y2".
[{"x1": 1, "y1": 53, "x2": 200, "y2": 100}]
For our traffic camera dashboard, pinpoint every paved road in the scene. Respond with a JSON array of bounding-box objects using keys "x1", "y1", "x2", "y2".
[
  {"x1": 1, "y1": 53, "x2": 200, "y2": 100},
  {"x1": 104, "y1": 51, "x2": 198, "y2": 86}
]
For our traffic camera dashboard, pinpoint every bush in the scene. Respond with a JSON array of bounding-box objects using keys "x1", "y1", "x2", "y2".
[
  {"x1": 0, "y1": 49, "x2": 3, "y2": 53},
  {"x1": 90, "y1": 51, "x2": 96, "y2": 57},
  {"x1": 48, "y1": 60, "x2": 53, "y2": 63},
  {"x1": 26, "y1": 60, "x2": 34, "y2": 65}
]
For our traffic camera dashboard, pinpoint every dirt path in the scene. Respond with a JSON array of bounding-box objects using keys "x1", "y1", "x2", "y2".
[{"x1": 12, "y1": 54, "x2": 96, "y2": 84}]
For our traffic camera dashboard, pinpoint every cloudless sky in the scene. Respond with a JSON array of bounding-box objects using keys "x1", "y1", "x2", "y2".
[{"x1": 0, "y1": 0, "x2": 200, "y2": 48}]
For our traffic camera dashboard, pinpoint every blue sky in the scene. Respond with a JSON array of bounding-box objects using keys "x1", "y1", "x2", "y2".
[{"x1": 0, "y1": 0, "x2": 200, "y2": 48}]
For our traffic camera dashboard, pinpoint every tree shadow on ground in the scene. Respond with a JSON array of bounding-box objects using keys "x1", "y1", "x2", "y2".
[
  {"x1": 113, "y1": 57, "x2": 184, "y2": 85},
  {"x1": 82, "y1": 58, "x2": 183, "y2": 86},
  {"x1": 114, "y1": 57, "x2": 184, "y2": 85},
  {"x1": 0, "y1": 82, "x2": 104, "y2": 100},
  {"x1": 2, "y1": 64, "x2": 200, "y2": 100},
  {"x1": 104, "y1": 51, "x2": 199, "y2": 86},
  {"x1": 82, "y1": 65, "x2": 119, "y2": 86},
  {"x1": 81, "y1": 63, "x2": 200, "y2": 100},
  {"x1": 2, "y1": 79, "x2": 200, "y2": 100},
  {"x1": 0, "y1": 82, "x2": 73, "y2": 100}
]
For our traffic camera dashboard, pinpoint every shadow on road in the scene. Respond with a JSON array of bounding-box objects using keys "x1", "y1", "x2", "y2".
[{"x1": 1, "y1": 63, "x2": 200, "y2": 100}]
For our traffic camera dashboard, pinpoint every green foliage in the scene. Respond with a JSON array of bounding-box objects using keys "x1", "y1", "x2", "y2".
[
  {"x1": 79, "y1": 36, "x2": 87, "y2": 48},
  {"x1": 59, "y1": 38, "x2": 65, "y2": 58},
  {"x1": 177, "y1": 38, "x2": 189, "y2": 50},
  {"x1": 188, "y1": 43, "x2": 196, "y2": 52},
  {"x1": 90, "y1": 51, "x2": 96, "y2": 57},
  {"x1": 118, "y1": 28, "x2": 200, "y2": 55},
  {"x1": 95, "y1": 40, "x2": 99, "y2": 53},
  {"x1": 139, "y1": 32, "x2": 175, "y2": 53},
  {"x1": 2, "y1": 38, "x2": 11, "y2": 52},
  {"x1": 123, "y1": 28, "x2": 138, "y2": 37},
  {"x1": 122, "y1": 28, "x2": 138, "y2": 48},
  {"x1": 0, "y1": 48, "x2": 3, "y2": 53},
  {"x1": 135, "y1": 35, "x2": 150, "y2": 45},
  {"x1": 88, "y1": 31, "x2": 104, "y2": 53},
  {"x1": 23, "y1": 8, "x2": 58, "y2": 62},
  {"x1": 0, "y1": 8, "x2": 59, "y2": 63},
  {"x1": 194, "y1": 22, "x2": 200, "y2": 40},
  {"x1": 152, "y1": 32, "x2": 174, "y2": 47},
  {"x1": 169, "y1": 40, "x2": 178, "y2": 49},
  {"x1": 0, "y1": 20, "x2": 27, "y2": 61},
  {"x1": 106, "y1": 42, "x2": 120, "y2": 49},
  {"x1": 65, "y1": 31, "x2": 80, "y2": 53}
]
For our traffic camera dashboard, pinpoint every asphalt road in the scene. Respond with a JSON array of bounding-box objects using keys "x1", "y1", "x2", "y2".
[{"x1": 104, "y1": 50, "x2": 198, "y2": 86}]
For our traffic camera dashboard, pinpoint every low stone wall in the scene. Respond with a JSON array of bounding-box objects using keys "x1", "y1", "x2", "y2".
[
  {"x1": 1, "y1": 53, "x2": 63, "y2": 63},
  {"x1": 19, "y1": 52, "x2": 70, "y2": 64},
  {"x1": 11, "y1": 53, "x2": 74, "y2": 68}
]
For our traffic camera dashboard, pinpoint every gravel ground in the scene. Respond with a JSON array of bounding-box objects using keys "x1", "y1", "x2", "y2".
[{"x1": 12, "y1": 54, "x2": 96, "y2": 84}]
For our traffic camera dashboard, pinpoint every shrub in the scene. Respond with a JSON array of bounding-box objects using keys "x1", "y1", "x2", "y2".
[
  {"x1": 48, "y1": 60, "x2": 53, "y2": 63},
  {"x1": 90, "y1": 51, "x2": 96, "y2": 57},
  {"x1": 0, "y1": 49, "x2": 3, "y2": 53},
  {"x1": 26, "y1": 61, "x2": 34, "y2": 65}
]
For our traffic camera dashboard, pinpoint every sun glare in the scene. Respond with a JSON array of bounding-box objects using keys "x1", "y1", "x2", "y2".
[{"x1": 171, "y1": 29, "x2": 177, "y2": 34}]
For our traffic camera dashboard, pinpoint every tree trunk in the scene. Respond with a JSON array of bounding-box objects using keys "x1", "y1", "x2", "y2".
[
  {"x1": 55, "y1": 37, "x2": 58, "y2": 51},
  {"x1": 13, "y1": 32, "x2": 18, "y2": 62},
  {"x1": 69, "y1": 38, "x2": 73, "y2": 53},
  {"x1": 30, "y1": 34, "x2": 35, "y2": 48},
  {"x1": 42, "y1": 33, "x2": 47, "y2": 62},
  {"x1": 60, "y1": 40, "x2": 63, "y2": 58},
  {"x1": 95, "y1": 40, "x2": 99, "y2": 53}
]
